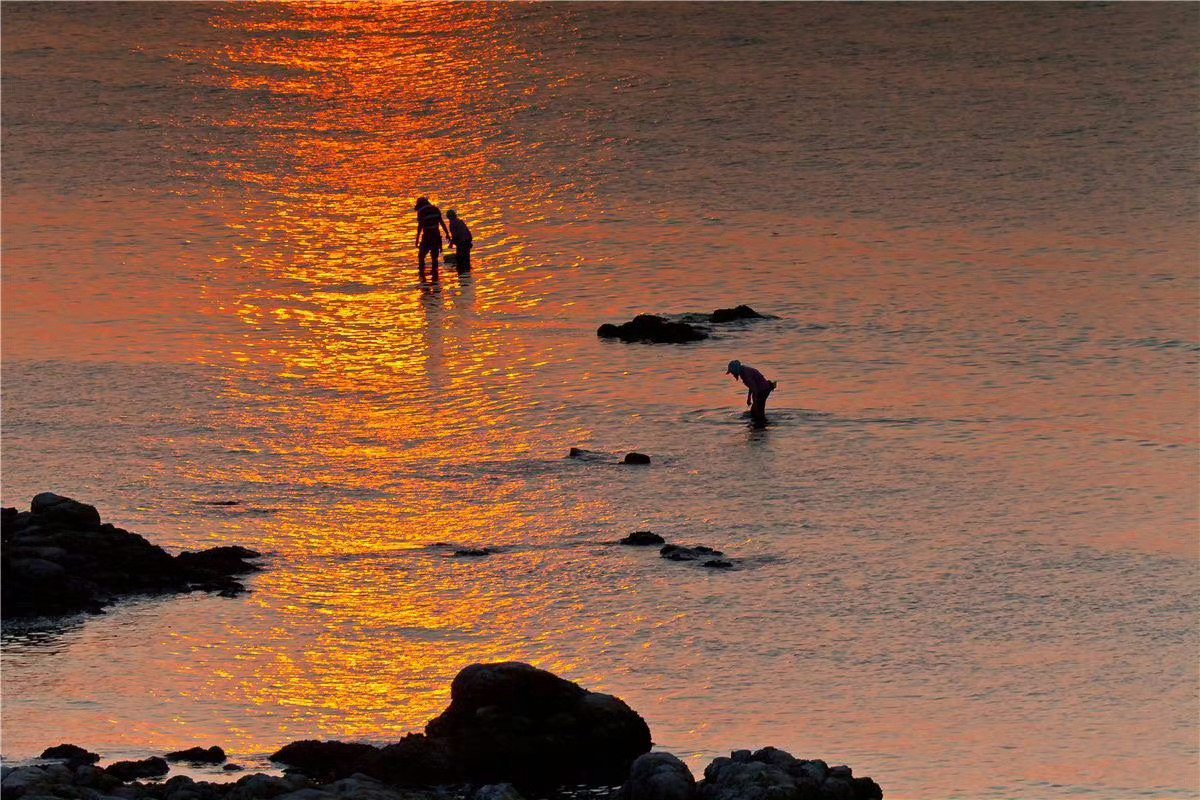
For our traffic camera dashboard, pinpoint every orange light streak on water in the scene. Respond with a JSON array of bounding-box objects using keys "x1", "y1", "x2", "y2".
[{"x1": 159, "y1": 3, "x2": 609, "y2": 736}]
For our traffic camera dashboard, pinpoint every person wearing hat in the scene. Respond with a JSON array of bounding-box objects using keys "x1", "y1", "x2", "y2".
[
  {"x1": 726, "y1": 359, "x2": 777, "y2": 423},
  {"x1": 445, "y1": 209, "x2": 473, "y2": 272}
]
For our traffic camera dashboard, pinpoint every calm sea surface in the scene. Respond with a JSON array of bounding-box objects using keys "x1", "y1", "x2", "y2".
[{"x1": 2, "y1": 4, "x2": 1196, "y2": 799}]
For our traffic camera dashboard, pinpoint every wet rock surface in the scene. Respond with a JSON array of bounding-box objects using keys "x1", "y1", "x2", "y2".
[{"x1": 1, "y1": 494, "x2": 262, "y2": 619}]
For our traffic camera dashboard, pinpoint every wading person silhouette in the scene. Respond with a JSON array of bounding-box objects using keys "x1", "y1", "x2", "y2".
[
  {"x1": 726, "y1": 359, "x2": 777, "y2": 424},
  {"x1": 445, "y1": 209, "x2": 473, "y2": 272},
  {"x1": 414, "y1": 197, "x2": 451, "y2": 281}
]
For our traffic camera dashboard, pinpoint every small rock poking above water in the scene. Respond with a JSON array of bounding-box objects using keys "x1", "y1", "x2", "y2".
[
  {"x1": 708, "y1": 304, "x2": 767, "y2": 323},
  {"x1": 621, "y1": 452, "x2": 652, "y2": 465},
  {"x1": 164, "y1": 746, "x2": 226, "y2": 764},
  {"x1": 1, "y1": 493, "x2": 263, "y2": 619},
  {"x1": 619, "y1": 531, "x2": 666, "y2": 546}
]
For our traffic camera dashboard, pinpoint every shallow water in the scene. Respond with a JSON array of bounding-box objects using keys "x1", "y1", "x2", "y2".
[{"x1": 2, "y1": 4, "x2": 1197, "y2": 799}]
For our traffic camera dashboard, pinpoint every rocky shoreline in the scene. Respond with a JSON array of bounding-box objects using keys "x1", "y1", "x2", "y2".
[
  {"x1": 1, "y1": 494, "x2": 262, "y2": 619},
  {"x1": 2, "y1": 499, "x2": 883, "y2": 799},
  {"x1": 2, "y1": 663, "x2": 884, "y2": 800}
]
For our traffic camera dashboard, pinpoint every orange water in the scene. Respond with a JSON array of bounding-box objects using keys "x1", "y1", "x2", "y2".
[{"x1": 2, "y1": 5, "x2": 1196, "y2": 798}]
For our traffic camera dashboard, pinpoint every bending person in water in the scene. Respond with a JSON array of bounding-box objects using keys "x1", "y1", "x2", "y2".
[
  {"x1": 726, "y1": 359, "x2": 777, "y2": 424},
  {"x1": 445, "y1": 209, "x2": 473, "y2": 272}
]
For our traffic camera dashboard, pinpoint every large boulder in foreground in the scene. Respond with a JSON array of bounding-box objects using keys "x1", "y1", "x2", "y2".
[
  {"x1": 1, "y1": 494, "x2": 262, "y2": 619},
  {"x1": 270, "y1": 663, "x2": 651, "y2": 792},
  {"x1": 426, "y1": 661, "x2": 652, "y2": 789}
]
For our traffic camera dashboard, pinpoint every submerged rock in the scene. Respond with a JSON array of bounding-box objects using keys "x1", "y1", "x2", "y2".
[{"x1": 622, "y1": 452, "x2": 652, "y2": 465}]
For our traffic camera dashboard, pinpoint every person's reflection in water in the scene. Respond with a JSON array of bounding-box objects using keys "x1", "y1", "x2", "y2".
[{"x1": 418, "y1": 284, "x2": 447, "y2": 397}]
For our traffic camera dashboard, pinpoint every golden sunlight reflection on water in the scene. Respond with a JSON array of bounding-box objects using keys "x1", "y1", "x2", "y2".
[{"x1": 170, "y1": 3, "x2": 614, "y2": 735}]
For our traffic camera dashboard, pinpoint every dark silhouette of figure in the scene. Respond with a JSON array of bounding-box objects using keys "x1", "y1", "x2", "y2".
[
  {"x1": 414, "y1": 197, "x2": 451, "y2": 280},
  {"x1": 445, "y1": 209, "x2": 473, "y2": 272},
  {"x1": 726, "y1": 359, "x2": 777, "y2": 424}
]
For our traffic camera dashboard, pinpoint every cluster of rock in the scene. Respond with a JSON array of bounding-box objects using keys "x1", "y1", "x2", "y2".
[
  {"x1": 621, "y1": 749, "x2": 882, "y2": 800},
  {"x1": 3, "y1": 663, "x2": 883, "y2": 800},
  {"x1": 597, "y1": 305, "x2": 769, "y2": 344},
  {"x1": 270, "y1": 662, "x2": 651, "y2": 792},
  {"x1": 619, "y1": 532, "x2": 734, "y2": 570},
  {"x1": 1, "y1": 493, "x2": 263, "y2": 619}
]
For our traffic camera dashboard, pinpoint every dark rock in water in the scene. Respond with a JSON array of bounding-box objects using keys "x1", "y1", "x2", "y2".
[
  {"x1": 269, "y1": 739, "x2": 379, "y2": 781},
  {"x1": 620, "y1": 751, "x2": 697, "y2": 800},
  {"x1": 452, "y1": 548, "x2": 495, "y2": 557},
  {"x1": 620, "y1": 531, "x2": 665, "y2": 546},
  {"x1": 39, "y1": 743, "x2": 100, "y2": 764},
  {"x1": 1, "y1": 494, "x2": 263, "y2": 619},
  {"x1": 701, "y1": 559, "x2": 733, "y2": 569},
  {"x1": 426, "y1": 661, "x2": 652, "y2": 791},
  {"x1": 222, "y1": 763, "x2": 245, "y2": 771},
  {"x1": 709, "y1": 305, "x2": 765, "y2": 323},
  {"x1": 597, "y1": 315, "x2": 708, "y2": 344},
  {"x1": 104, "y1": 756, "x2": 169, "y2": 781},
  {"x1": 165, "y1": 745, "x2": 226, "y2": 764},
  {"x1": 660, "y1": 544, "x2": 723, "y2": 562},
  {"x1": 622, "y1": 452, "x2": 651, "y2": 465},
  {"x1": 176, "y1": 546, "x2": 261, "y2": 576}
]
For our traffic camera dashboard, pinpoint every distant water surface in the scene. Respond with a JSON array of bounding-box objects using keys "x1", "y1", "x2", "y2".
[{"x1": 2, "y1": 4, "x2": 1196, "y2": 799}]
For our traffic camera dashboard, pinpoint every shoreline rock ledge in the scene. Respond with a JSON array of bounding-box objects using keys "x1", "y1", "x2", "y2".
[
  {"x1": 271, "y1": 661, "x2": 653, "y2": 792},
  {"x1": 4, "y1": 663, "x2": 885, "y2": 800},
  {"x1": 1, "y1": 493, "x2": 262, "y2": 619}
]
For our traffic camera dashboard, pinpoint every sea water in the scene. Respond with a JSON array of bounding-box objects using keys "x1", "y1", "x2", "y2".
[{"x1": 2, "y1": 4, "x2": 1196, "y2": 799}]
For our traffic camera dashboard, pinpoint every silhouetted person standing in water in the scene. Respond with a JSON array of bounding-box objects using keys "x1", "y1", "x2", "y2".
[
  {"x1": 445, "y1": 209, "x2": 473, "y2": 272},
  {"x1": 414, "y1": 197, "x2": 451, "y2": 280},
  {"x1": 726, "y1": 359, "x2": 777, "y2": 424}
]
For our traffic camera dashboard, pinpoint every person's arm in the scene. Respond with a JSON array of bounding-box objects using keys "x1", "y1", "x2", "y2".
[
  {"x1": 441, "y1": 218, "x2": 452, "y2": 240},
  {"x1": 415, "y1": 220, "x2": 422, "y2": 247}
]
